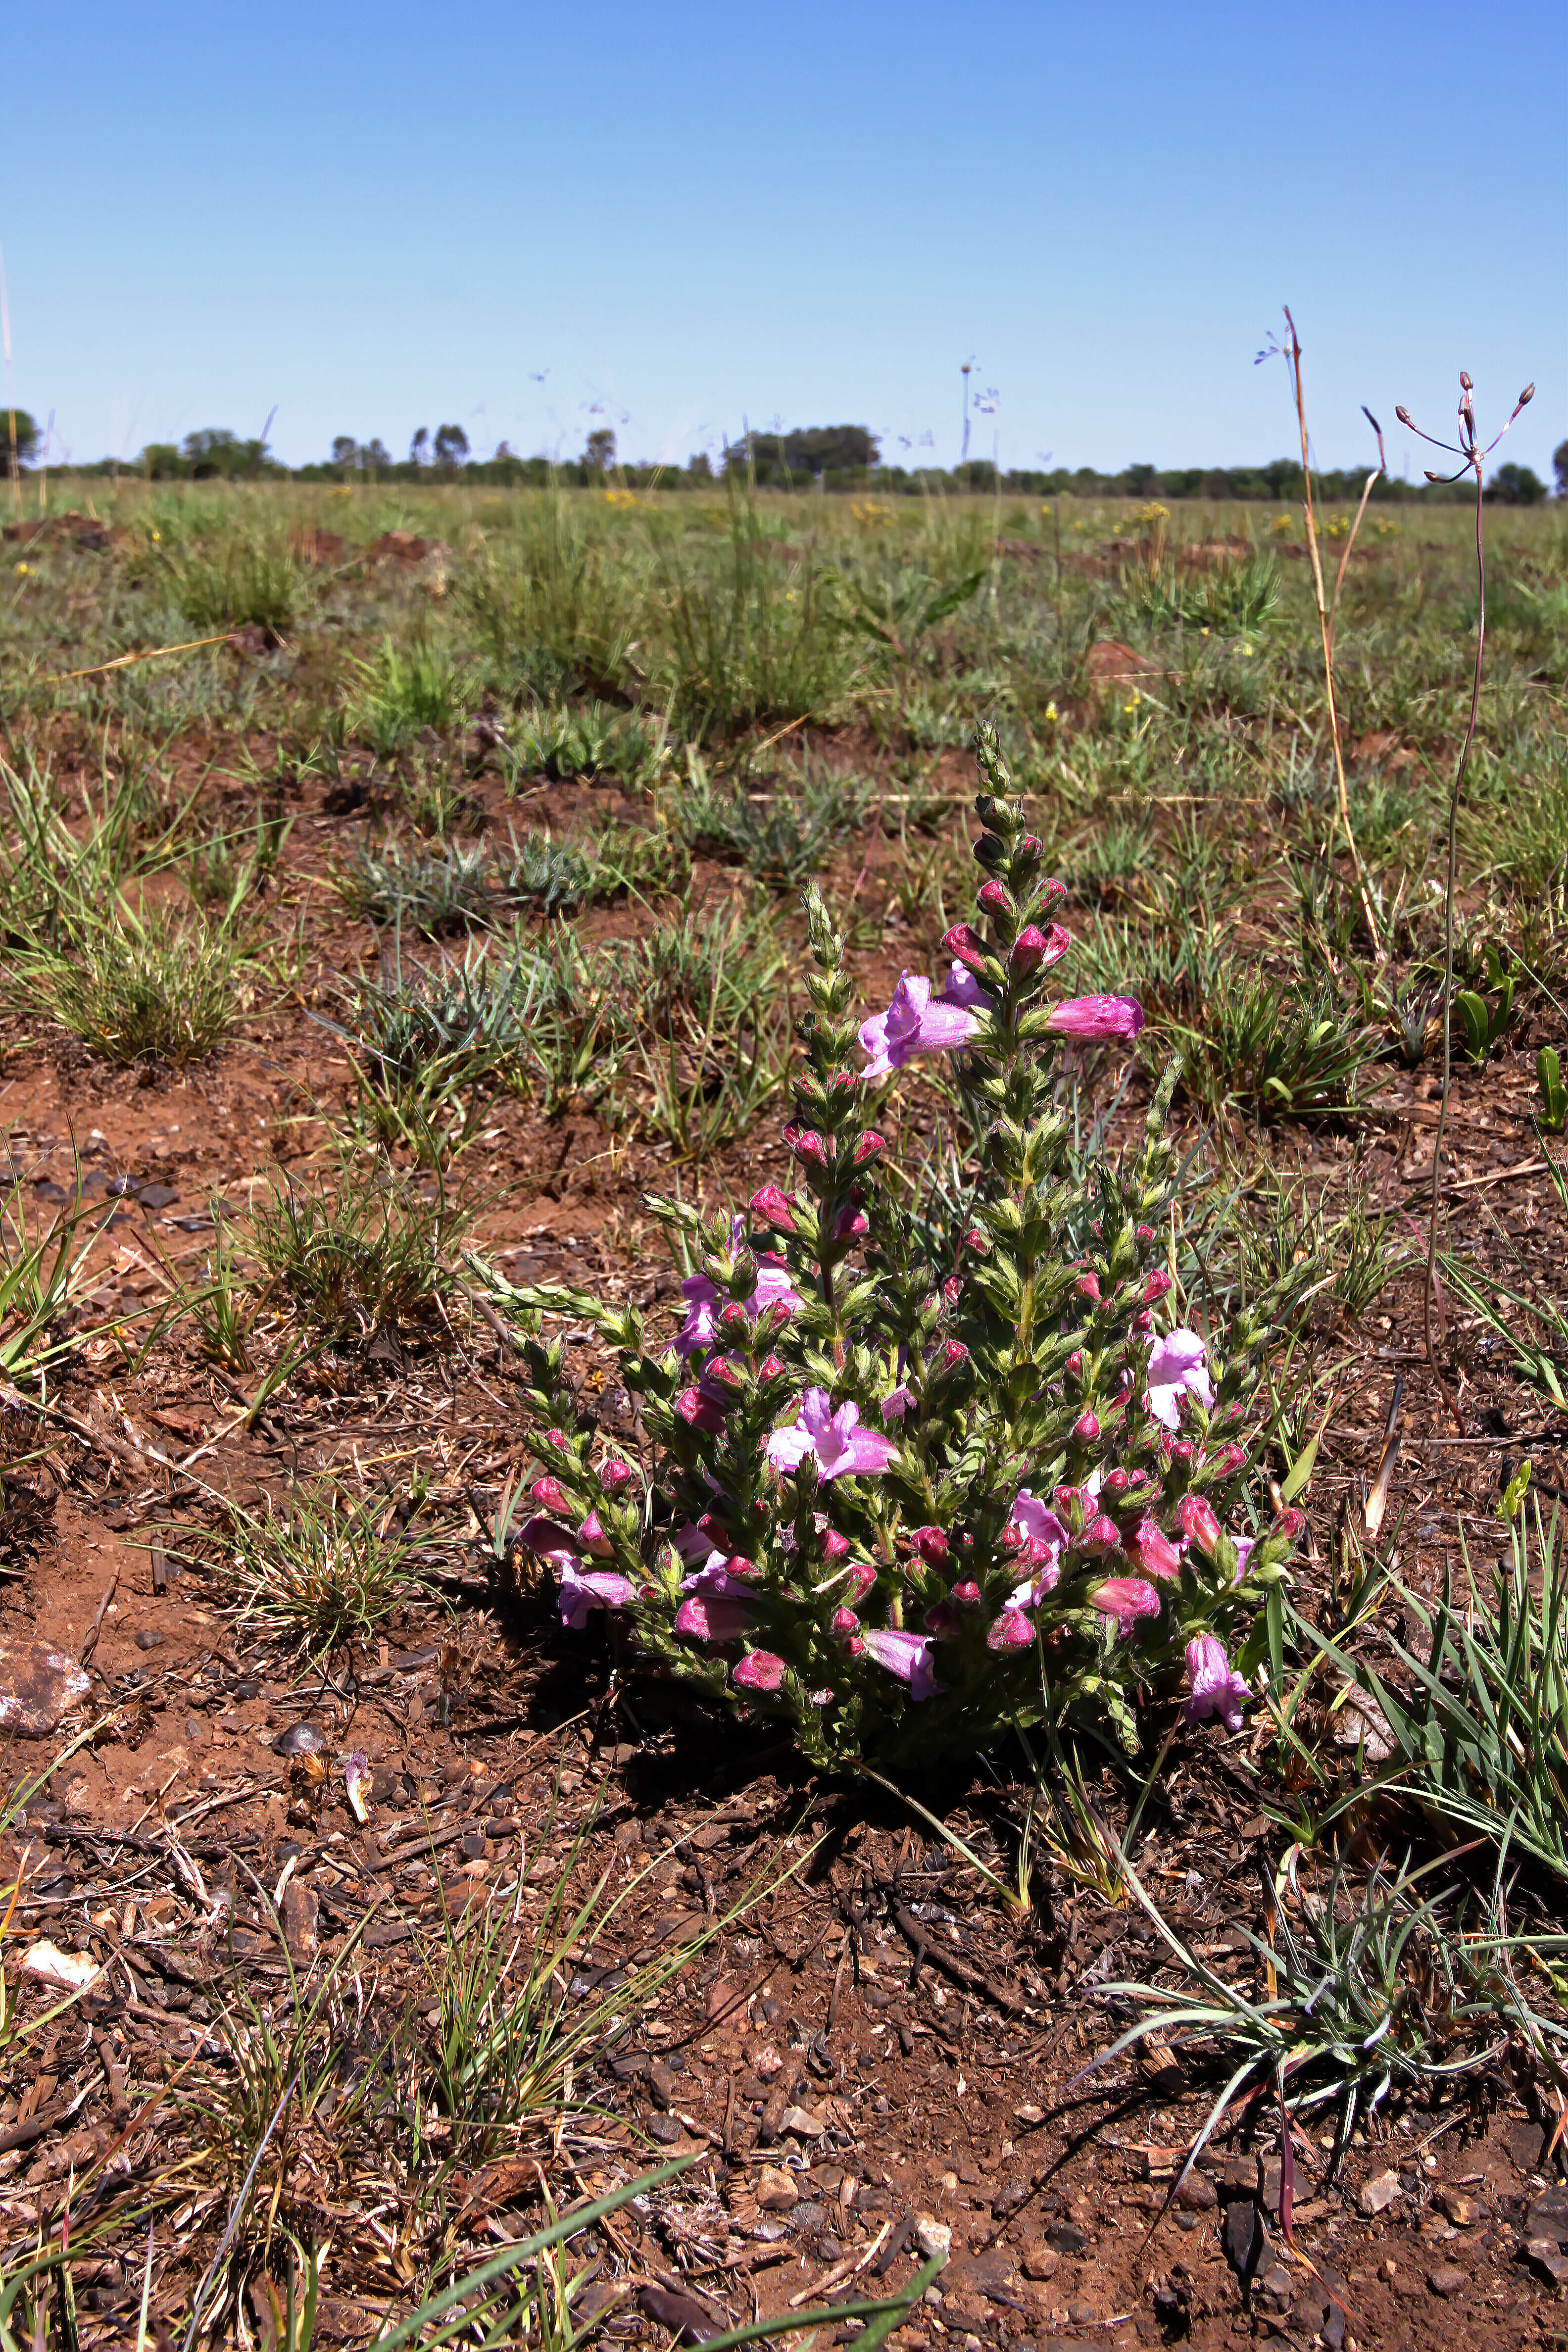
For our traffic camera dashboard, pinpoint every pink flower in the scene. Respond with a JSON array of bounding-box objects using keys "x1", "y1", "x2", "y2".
[
  {"x1": 859, "y1": 972, "x2": 986, "y2": 1080},
  {"x1": 733, "y1": 1649, "x2": 787, "y2": 1692},
  {"x1": 750, "y1": 1183, "x2": 797, "y2": 1229},
  {"x1": 579, "y1": 1510, "x2": 613, "y2": 1558},
  {"x1": 1233, "y1": 1535, "x2": 1255, "y2": 1584},
  {"x1": 1003, "y1": 1490, "x2": 1068, "y2": 1597},
  {"x1": 677, "y1": 1259, "x2": 802, "y2": 1357},
  {"x1": 1145, "y1": 1329, "x2": 1214, "y2": 1430},
  {"x1": 882, "y1": 1383, "x2": 918, "y2": 1422},
  {"x1": 986, "y1": 1608, "x2": 1036, "y2": 1652},
  {"x1": 558, "y1": 1563, "x2": 634, "y2": 1628},
  {"x1": 766, "y1": 1387, "x2": 898, "y2": 1480},
  {"x1": 1090, "y1": 1575, "x2": 1162, "y2": 1636},
  {"x1": 676, "y1": 1592, "x2": 753, "y2": 1642},
  {"x1": 530, "y1": 1475, "x2": 571, "y2": 1512},
  {"x1": 1123, "y1": 1517, "x2": 1183, "y2": 1580},
  {"x1": 1183, "y1": 1634, "x2": 1249, "y2": 1732},
  {"x1": 1009, "y1": 923, "x2": 1072, "y2": 975},
  {"x1": 518, "y1": 1513, "x2": 582, "y2": 1564},
  {"x1": 861, "y1": 1626, "x2": 941, "y2": 1700},
  {"x1": 1046, "y1": 995, "x2": 1146, "y2": 1041},
  {"x1": 1176, "y1": 1494, "x2": 1222, "y2": 1558}
]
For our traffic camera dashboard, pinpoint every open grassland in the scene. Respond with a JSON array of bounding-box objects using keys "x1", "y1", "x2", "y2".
[{"x1": 1, "y1": 476, "x2": 1567, "y2": 2352}]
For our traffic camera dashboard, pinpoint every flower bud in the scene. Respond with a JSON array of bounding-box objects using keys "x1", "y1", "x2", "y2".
[
  {"x1": 677, "y1": 1386, "x2": 726, "y2": 1434},
  {"x1": 910, "y1": 1526, "x2": 950, "y2": 1567},
  {"x1": 530, "y1": 1475, "x2": 571, "y2": 1512},
  {"x1": 1075, "y1": 1272, "x2": 1102, "y2": 1304},
  {"x1": 1009, "y1": 924, "x2": 1050, "y2": 974},
  {"x1": 953, "y1": 1578, "x2": 983, "y2": 1609},
  {"x1": 978, "y1": 878, "x2": 1012, "y2": 916},
  {"x1": 723, "y1": 1553, "x2": 758, "y2": 1579},
  {"x1": 1079, "y1": 1514, "x2": 1122, "y2": 1553},
  {"x1": 580, "y1": 1510, "x2": 612, "y2": 1557},
  {"x1": 831, "y1": 1606, "x2": 860, "y2": 1636},
  {"x1": 1273, "y1": 1507, "x2": 1305, "y2": 1541},
  {"x1": 941, "y1": 1274, "x2": 963, "y2": 1305},
  {"x1": 923, "y1": 1601, "x2": 960, "y2": 1636},
  {"x1": 1102, "y1": 1467, "x2": 1130, "y2": 1497},
  {"x1": 853, "y1": 1131, "x2": 886, "y2": 1165},
  {"x1": 598, "y1": 1458, "x2": 635, "y2": 1496},
  {"x1": 986, "y1": 1608, "x2": 1036, "y2": 1652},
  {"x1": 1141, "y1": 1269, "x2": 1173, "y2": 1303},
  {"x1": 758, "y1": 1353, "x2": 786, "y2": 1381},
  {"x1": 1166, "y1": 1437, "x2": 1198, "y2": 1468},
  {"x1": 833, "y1": 1203, "x2": 870, "y2": 1240},
  {"x1": 543, "y1": 1427, "x2": 570, "y2": 1453},
  {"x1": 750, "y1": 1183, "x2": 796, "y2": 1230},
  {"x1": 720, "y1": 1300, "x2": 751, "y2": 1331},
  {"x1": 1073, "y1": 1410, "x2": 1100, "y2": 1442},
  {"x1": 1131, "y1": 1309, "x2": 1154, "y2": 1335},
  {"x1": 823, "y1": 1529, "x2": 851, "y2": 1564},
  {"x1": 1211, "y1": 1442, "x2": 1247, "y2": 1475},
  {"x1": 733, "y1": 1650, "x2": 786, "y2": 1692},
  {"x1": 1176, "y1": 1493, "x2": 1222, "y2": 1557},
  {"x1": 845, "y1": 1560, "x2": 877, "y2": 1603},
  {"x1": 942, "y1": 922, "x2": 988, "y2": 972},
  {"x1": 939, "y1": 1339, "x2": 970, "y2": 1371},
  {"x1": 1064, "y1": 1350, "x2": 1084, "y2": 1381},
  {"x1": 1135, "y1": 1224, "x2": 1156, "y2": 1246},
  {"x1": 782, "y1": 1124, "x2": 829, "y2": 1170}
]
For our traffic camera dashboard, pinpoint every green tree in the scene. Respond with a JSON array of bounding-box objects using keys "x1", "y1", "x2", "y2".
[
  {"x1": 1486, "y1": 462, "x2": 1547, "y2": 505},
  {"x1": 433, "y1": 422, "x2": 469, "y2": 469},
  {"x1": 1553, "y1": 441, "x2": 1568, "y2": 499},
  {"x1": 584, "y1": 426, "x2": 617, "y2": 472}
]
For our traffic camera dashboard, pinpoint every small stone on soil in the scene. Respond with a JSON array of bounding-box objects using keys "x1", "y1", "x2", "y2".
[
  {"x1": 1357, "y1": 2168, "x2": 1402, "y2": 2217},
  {"x1": 1427, "y1": 2264, "x2": 1467, "y2": 2298}
]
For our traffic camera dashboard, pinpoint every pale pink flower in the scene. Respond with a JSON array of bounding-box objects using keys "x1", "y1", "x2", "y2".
[
  {"x1": 766, "y1": 1388, "x2": 898, "y2": 1480},
  {"x1": 882, "y1": 1383, "x2": 918, "y2": 1423},
  {"x1": 861, "y1": 1626, "x2": 941, "y2": 1700},
  {"x1": 1046, "y1": 995, "x2": 1145, "y2": 1041},
  {"x1": 1145, "y1": 1329, "x2": 1214, "y2": 1430},
  {"x1": 859, "y1": 972, "x2": 987, "y2": 1080},
  {"x1": 1183, "y1": 1633, "x2": 1249, "y2": 1731},
  {"x1": 1089, "y1": 1575, "x2": 1162, "y2": 1636},
  {"x1": 676, "y1": 1255, "x2": 801, "y2": 1357},
  {"x1": 1122, "y1": 1517, "x2": 1183, "y2": 1580},
  {"x1": 558, "y1": 1562, "x2": 635, "y2": 1628},
  {"x1": 1176, "y1": 1494, "x2": 1222, "y2": 1558},
  {"x1": 675, "y1": 1592, "x2": 753, "y2": 1642}
]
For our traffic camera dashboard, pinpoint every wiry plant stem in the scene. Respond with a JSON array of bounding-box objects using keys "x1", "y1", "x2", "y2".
[
  {"x1": 1282, "y1": 310, "x2": 1381, "y2": 955},
  {"x1": 1425, "y1": 455, "x2": 1488, "y2": 1432}
]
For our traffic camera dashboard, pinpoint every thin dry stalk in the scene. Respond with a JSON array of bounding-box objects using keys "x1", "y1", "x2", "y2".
[
  {"x1": 1279, "y1": 308, "x2": 1381, "y2": 952},
  {"x1": 1397, "y1": 370, "x2": 1534, "y2": 1430}
]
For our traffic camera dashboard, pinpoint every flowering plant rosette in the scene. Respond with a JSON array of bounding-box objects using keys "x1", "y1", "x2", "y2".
[{"x1": 491, "y1": 729, "x2": 1297, "y2": 1774}]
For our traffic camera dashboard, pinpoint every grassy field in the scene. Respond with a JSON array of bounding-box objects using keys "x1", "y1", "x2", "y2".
[{"x1": 1, "y1": 474, "x2": 1567, "y2": 2351}]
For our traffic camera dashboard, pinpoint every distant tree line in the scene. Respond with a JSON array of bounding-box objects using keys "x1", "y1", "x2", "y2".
[{"x1": 14, "y1": 409, "x2": 1565, "y2": 503}]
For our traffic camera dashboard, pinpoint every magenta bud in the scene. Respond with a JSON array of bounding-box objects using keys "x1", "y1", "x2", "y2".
[
  {"x1": 978, "y1": 878, "x2": 1012, "y2": 916},
  {"x1": 580, "y1": 1510, "x2": 612, "y2": 1557},
  {"x1": 1274, "y1": 1507, "x2": 1305, "y2": 1540},
  {"x1": 846, "y1": 1560, "x2": 876, "y2": 1603},
  {"x1": 723, "y1": 1553, "x2": 758, "y2": 1580},
  {"x1": 942, "y1": 922, "x2": 988, "y2": 972},
  {"x1": 1102, "y1": 1467, "x2": 1130, "y2": 1496},
  {"x1": 1079, "y1": 1514, "x2": 1122, "y2": 1552},
  {"x1": 853, "y1": 1131, "x2": 886, "y2": 1165},
  {"x1": 1132, "y1": 1309, "x2": 1154, "y2": 1335},
  {"x1": 750, "y1": 1183, "x2": 796, "y2": 1229},
  {"x1": 530, "y1": 1475, "x2": 571, "y2": 1512},
  {"x1": 543, "y1": 1427, "x2": 570, "y2": 1452},
  {"x1": 1136, "y1": 1224, "x2": 1156, "y2": 1246},
  {"x1": 1073, "y1": 1410, "x2": 1100, "y2": 1442},
  {"x1": 677, "y1": 1386, "x2": 726, "y2": 1434},
  {"x1": 831, "y1": 1606, "x2": 860, "y2": 1636},
  {"x1": 1064, "y1": 1350, "x2": 1084, "y2": 1380},
  {"x1": 734, "y1": 1649, "x2": 786, "y2": 1692},
  {"x1": 962, "y1": 1226, "x2": 986, "y2": 1254},
  {"x1": 1141, "y1": 1269, "x2": 1173, "y2": 1303},
  {"x1": 822, "y1": 1529, "x2": 851, "y2": 1563},
  {"x1": 1212, "y1": 1443, "x2": 1247, "y2": 1475},
  {"x1": 720, "y1": 1300, "x2": 751, "y2": 1331},
  {"x1": 953, "y1": 1578, "x2": 983, "y2": 1608},
  {"x1": 986, "y1": 1608, "x2": 1036, "y2": 1653},
  {"x1": 941, "y1": 1274, "x2": 963, "y2": 1305},
  {"x1": 758, "y1": 1353, "x2": 785, "y2": 1381},
  {"x1": 1176, "y1": 1494, "x2": 1222, "y2": 1557},
  {"x1": 1075, "y1": 1273, "x2": 1102, "y2": 1304},
  {"x1": 598, "y1": 1458, "x2": 635, "y2": 1496},
  {"x1": 911, "y1": 1525, "x2": 950, "y2": 1567},
  {"x1": 923, "y1": 1601, "x2": 960, "y2": 1636},
  {"x1": 1009, "y1": 924, "x2": 1050, "y2": 974},
  {"x1": 783, "y1": 1124, "x2": 829, "y2": 1169},
  {"x1": 940, "y1": 1339, "x2": 969, "y2": 1370}
]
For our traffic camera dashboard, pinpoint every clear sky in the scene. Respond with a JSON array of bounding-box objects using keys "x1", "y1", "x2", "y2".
[{"x1": 1, "y1": 0, "x2": 1562, "y2": 479}]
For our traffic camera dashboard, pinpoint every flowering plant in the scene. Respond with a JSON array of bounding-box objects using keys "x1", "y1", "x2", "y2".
[{"x1": 496, "y1": 729, "x2": 1297, "y2": 1774}]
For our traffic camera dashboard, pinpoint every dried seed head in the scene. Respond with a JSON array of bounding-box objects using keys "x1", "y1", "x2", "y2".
[
  {"x1": 1394, "y1": 405, "x2": 1412, "y2": 426},
  {"x1": 1519, "y1": 383, "x2": 1535, "y2": 405},
  {"x1": 1459, "y1": 370, "x2": 1473, "y2": 390}
]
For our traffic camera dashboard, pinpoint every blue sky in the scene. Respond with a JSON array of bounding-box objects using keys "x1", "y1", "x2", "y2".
[{"x1": 1, "y1": 0, "x2": 1562, "y2": 478}]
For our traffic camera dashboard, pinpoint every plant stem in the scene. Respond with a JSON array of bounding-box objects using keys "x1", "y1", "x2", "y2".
[{"x1": 1425, "y1": 456, "x2": 1488, "y2": 1432}]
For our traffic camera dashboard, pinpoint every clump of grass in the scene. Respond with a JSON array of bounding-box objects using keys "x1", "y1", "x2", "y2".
[
  {"x1": 218, "y1": 1485, "x2": 412, "y2": 1657},
  {"x1": 1121, "y1": 548, "x2": 1281, "y2": 634},
  {"x1": 18, "y1": 902, "x2": 267, "y2": 1067},
  {"x1": 1170, "y1": 964, "x2": 1383, "y2": 1121},
  {"x1": 668, "y1": 753, "x2": 870, "y2": 887},
  {"x1": 350, "y1": 635, "x2": 472, "y2": 753},
  {"x1": 505, "y1": 698, "x2": 670, "y2": 790},
  {"x1": 339, "y1": 836, "x2": 497, "y2": 931},
  {"x1": 162, "y1": 526, "x2": 308, "y2": 641},
  {"x1": 249, "y1": 1162, "x2": 458, "y2": 1341},
  {"x1": 339, "y1": 821, "x2": 667, "y2": 934}
]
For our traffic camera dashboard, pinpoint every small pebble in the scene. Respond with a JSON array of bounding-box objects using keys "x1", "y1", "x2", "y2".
[
  {"x1": 646, "y1": 2114, "x2": 682, "y2": 2146},
  {"x1": 272, "y1": 1722, "x2": 326, "y2": 1757},
  {"x1": 134, "y1": 1628, "x2": 164, "y2": 1651}
]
